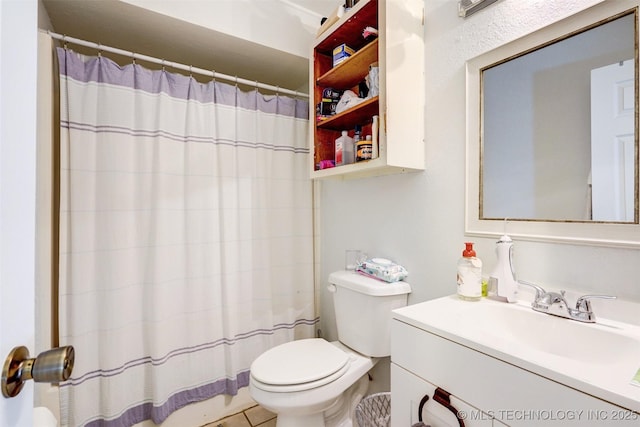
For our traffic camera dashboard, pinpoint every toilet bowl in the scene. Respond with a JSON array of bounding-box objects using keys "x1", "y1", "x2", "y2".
[
  {"x1": 250, "y1": 339, "x2": 376, "y2": 427},
  {"x1": 249, "y1": 271, "x2": 411, "y2": 427}
]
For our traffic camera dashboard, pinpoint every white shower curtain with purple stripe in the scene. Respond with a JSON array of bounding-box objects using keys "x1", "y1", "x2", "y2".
[{"x1": 57, "y1": 47, "x2": 315, "y2": 427}]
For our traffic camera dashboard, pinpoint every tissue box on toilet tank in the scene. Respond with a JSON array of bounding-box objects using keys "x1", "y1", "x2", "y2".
[{"x1": 333, "y1": 44, "x2": 355, "y2": 67}]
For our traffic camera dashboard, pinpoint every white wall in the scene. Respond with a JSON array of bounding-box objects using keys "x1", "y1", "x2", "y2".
[{"x1": 317, "y1": 0, "x2": 640, "y2": 343}]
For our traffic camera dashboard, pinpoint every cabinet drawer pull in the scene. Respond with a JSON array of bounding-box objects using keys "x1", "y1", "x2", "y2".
[{"x1": 433, "y1": 387, "x2": 465, "y2": 427}]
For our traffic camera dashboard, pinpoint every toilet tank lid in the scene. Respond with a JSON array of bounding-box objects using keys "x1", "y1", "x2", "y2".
[{"x1": 329, "y1": 271, "x2": 411, "y2": 296}]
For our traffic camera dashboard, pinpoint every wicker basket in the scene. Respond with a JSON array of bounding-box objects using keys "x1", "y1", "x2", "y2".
[{"x1": 355, "y1": 392, "x2": 391, "y2": 427}]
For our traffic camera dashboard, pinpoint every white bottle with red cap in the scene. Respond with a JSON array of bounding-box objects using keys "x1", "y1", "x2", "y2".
[{"x1": 457, "y1": 242, "x2": 482, "y2": 301}]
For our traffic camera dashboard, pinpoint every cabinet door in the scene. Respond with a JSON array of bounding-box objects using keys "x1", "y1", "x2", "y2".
[{"x1": 391, "y1": 363, "x2": 492, "y2": 427}]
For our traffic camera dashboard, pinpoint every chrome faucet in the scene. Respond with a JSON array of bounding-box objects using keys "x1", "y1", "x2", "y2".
[{"x1": 518, "y1": 280, "x2": 616, "y2": 323}]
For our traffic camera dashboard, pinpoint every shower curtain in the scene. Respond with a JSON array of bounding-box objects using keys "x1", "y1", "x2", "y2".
[{"x1": 57, "y1": 47, "x2": 315, "y2": 427}]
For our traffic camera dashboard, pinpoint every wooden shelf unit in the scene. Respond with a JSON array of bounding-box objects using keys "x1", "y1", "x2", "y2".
[
  {"x1": 309, "y1": 0, "x2": 425, "y2": 179},
  {"x1": 311, "y1": 0, "x2": 379, "y2": 174},
  {"x1": 317, "y1": 39, "x2": 378, "y2": 89}
]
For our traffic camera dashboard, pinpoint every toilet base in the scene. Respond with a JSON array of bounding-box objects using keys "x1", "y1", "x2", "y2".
[
  {"x1": 275, "y1": 411, "x2": 326, "y2": 427},
  {"x1": 324, "y1": 375, "x2": 369, "y2": 427},
  {"x1": 273, "y1": 375, "x2": 369, "y2": 427}
]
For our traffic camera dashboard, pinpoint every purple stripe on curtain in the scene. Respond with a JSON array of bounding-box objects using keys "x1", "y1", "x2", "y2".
[
  {"x1": 85, "y1": 371, "x2": 251, "y2": 427},
  {"x1": 61, "y1": 317, "x2": 320, "y2": 387},
  {"x1": 57, "y1": 48, "x2": 309, "y2": 120},
  {"x1": 60, "y1": 120, "x2": 310, "y2": 153}
]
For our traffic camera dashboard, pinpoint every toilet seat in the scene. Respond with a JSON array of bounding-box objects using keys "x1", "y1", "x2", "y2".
[{"x1": 250, "y1": 339, "x2": 350, "y2": 393}]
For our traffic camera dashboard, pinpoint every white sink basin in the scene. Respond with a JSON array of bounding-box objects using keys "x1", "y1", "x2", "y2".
[
  {"x1": 392, "y1": 295, "x2": 640, "y2": 412},
  {"x1": 453, "y1": 301, "x2": 640, "y2": 364}
]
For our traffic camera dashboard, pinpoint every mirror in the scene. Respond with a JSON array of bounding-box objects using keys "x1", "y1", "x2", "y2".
[
  {"x1": 482, "y1": 12, "x2": 636, "y2": 223},
  {"x1": 466, "y1": 1, "x2": 640, "y2": 247}
]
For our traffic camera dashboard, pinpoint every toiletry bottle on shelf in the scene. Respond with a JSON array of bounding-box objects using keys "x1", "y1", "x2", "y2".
[
  {"x1": 371, "y1": 115, "x2": 379, "y2": 159},
  {"x1": 457, "y1": 242, "x2": 482, "y2": 301},
  {"x1": 356, "y1": 135, "x2": 373, "y2": 162},
  {"x1": 352, "y1": 126, "x2": 362, "y2": 162},
  {"x1": 488, "y1": 234, "x2": 518, "y2": 302},
  {"x1": 335, "y1": 131, "x2": 354, "y2": 166}
]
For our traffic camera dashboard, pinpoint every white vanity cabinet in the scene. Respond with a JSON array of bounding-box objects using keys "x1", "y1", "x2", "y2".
[{"x1": 391, "y1": 313, "x2": 640, "y2": 426}]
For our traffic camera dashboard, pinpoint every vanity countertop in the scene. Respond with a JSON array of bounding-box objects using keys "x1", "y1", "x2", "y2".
[{"x1": 392, "y1": 295, "x2": 640, "y2": 413}]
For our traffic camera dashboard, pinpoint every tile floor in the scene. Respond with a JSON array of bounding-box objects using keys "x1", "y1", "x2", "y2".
[{"x1": 204, "y1": 405, "x2": 276, "y2": 427}]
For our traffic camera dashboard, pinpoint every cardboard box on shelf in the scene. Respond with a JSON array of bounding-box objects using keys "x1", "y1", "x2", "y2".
[
  {"x1": 316, "y1": 99, "x2": 339, "y2": 116},
  {"x1": 333, "y1": 44, "x2": 355, "y2": 67}
]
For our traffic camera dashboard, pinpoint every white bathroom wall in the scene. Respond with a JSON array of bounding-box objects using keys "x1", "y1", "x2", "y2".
[{"x1": 317, "y1": 0, "x2": 640, "y2": 343}]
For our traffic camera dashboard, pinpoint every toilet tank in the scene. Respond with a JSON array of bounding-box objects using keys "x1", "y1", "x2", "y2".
[{"x1": 328, "y1": 270, "x2": 411, "y2": 357}]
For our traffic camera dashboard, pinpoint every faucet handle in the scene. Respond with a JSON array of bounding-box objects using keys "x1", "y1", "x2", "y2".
[
  {"x1": 575, "y1": 294, "x2": 617, "y2": 312},
  {"x1": 517, "y1": 280, "x2": 546, "y2": 299}
]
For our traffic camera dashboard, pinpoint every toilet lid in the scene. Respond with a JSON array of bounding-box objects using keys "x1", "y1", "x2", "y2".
[{"x1": 251, "y1": 339, "x2": 350, "y2": 390}]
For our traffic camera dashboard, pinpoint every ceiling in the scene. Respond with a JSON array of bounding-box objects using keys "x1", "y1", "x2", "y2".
[{"x1": 41, "y1": 0, "x2": 340, "y2": 93}]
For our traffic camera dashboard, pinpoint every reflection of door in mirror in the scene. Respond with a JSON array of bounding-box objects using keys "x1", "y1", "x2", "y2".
[
  {"x1": 590, "y1": 60, "x2": 635, "y2": 222},
  {"x1": 481, "y1": 11, "x2": 636, "y2": 223}
]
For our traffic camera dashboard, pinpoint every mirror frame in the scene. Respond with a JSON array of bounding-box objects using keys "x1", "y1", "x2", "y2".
[{"x1": 465, "y1": 0, "x2": 640, "y2": 248}]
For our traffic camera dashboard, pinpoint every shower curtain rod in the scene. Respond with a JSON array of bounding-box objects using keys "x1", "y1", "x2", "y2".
[{"x1": 48, "y1": 31, "x2": 309, "y2": 99}]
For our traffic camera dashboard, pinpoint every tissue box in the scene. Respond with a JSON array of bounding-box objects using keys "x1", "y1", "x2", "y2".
[
  {"x1": 316, "y1": 99, "x2": 339, "y2": 116},
  {"x1": 356, "y1": 258, "x2": 408, "y2": 283},
  {"x1": 333, "y1": 44, "x2": 355, "y2": 67}
]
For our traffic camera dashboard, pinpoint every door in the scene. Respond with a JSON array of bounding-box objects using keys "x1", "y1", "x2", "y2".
[
  {"x1": 0, "y1": 0, "x2": 38, "y2": 426},
  {"x1": 590, "y1": 59, "x2": 635, "y2": 221}
]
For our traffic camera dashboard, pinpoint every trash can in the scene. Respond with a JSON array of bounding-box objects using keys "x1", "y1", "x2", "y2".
[{"x1": 355, "y1": 392, "x2": 391, "y2": 427}]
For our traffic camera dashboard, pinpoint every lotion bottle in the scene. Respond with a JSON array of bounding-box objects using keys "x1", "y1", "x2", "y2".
[
  {"x1": 371, "y1": 115, "x2": 379, "y2": 159},
  {"x1": 488, "y1": 234, "x2": 518, "y2": 302},
  {"x1": 457, "y1": 242, "x2": 482, "y2": 301}
]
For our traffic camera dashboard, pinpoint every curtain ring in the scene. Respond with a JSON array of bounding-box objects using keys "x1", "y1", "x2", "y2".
[
  {"x1": 235, "y1": 75, "x2": 238, "y2": 88},
  {"x1": 211, "y1": 70, "x2": 216, "y2": 83},
  {"x1": 189, "y1": 65, "x2": 193, "y2": 77},
  {"x1": 161, "y1": 59, "x2": 166, "y2": 72},
  {"x1": 132, "y1": 52, "x2": 137, "y2": 65},
  {"x1": 97, "y1": 43, "x2": 102, "y2": 57},
  {"x1": 62, "y1": 34, "x2": 68, "y2": 50}
]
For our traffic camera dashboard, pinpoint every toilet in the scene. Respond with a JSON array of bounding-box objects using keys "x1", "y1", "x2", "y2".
[{"x1": 249, "y1": 270, "x2": 411, "y2": 427}]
